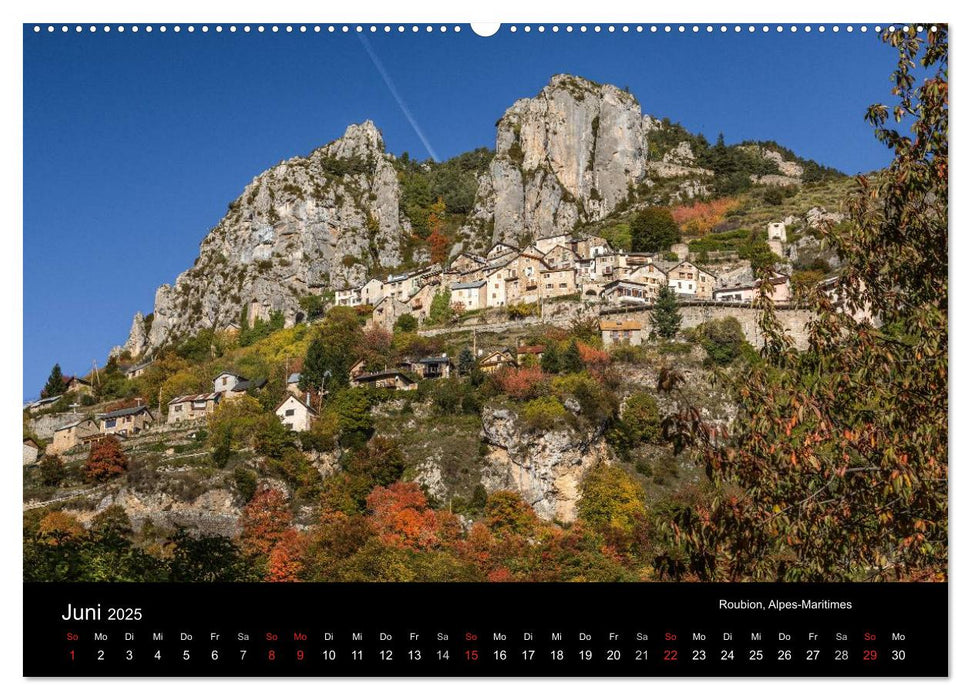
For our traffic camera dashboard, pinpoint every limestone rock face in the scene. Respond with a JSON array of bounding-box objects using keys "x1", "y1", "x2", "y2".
[
  {"x1": 122, "y1": 120, "x2": 409, "y2": 357},
  {"x1": 479, "y1": 404, "x2": 606, "y2": 522},
  {"x1": 461, "y1": 75, "x2": 653, "y2": 250}
]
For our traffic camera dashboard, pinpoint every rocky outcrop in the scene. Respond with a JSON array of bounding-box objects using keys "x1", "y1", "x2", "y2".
[
  {"x1": 479, "y1": 404, "x2": 607, "y2": 522},
  {"x1": 122, "y1": 120, "x2": 410, "y2": 357},
  {"x1": 461, "y1": 75, "x2": 655, "y2": 250}
]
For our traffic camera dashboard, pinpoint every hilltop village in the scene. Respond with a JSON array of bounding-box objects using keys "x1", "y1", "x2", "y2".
[{"x1": 337, "y1": 221, "x2": 796, "y2": 333}]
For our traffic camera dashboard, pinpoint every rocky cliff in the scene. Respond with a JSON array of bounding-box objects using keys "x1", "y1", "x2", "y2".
[
  {"x1": 479, "y1": 404, "x2": 607, "y2": 522},
  {"x1": 120, "y1": 121, "x2": 409, "y2": 358},
  {"x1": 460, "y1": 75, "x2": 656, "y2": 250},
  {"x1": 117, "y1": 74, "x2": 843, "y2": 359}
]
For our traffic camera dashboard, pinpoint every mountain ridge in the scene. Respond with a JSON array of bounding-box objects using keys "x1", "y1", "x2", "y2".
[{"x1": 116, "y1": 74, "x2": 845, "y2": 360}]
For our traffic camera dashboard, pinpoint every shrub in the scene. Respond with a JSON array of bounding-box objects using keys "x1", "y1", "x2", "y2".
[
  {"x1": 394, "y1": 314, "x2": 418, "y2": 332},
  {"x1": 520, "y1": 396, "x2": 567, "y2": 432},
  {"x1": 38, "y1": 454, "x2": 65, "y2": 487},
  {"x1": 694, "y1": 317, "x2": 749, "y2": 366},
  {"x1": 233, "y1": 467, "x2": 258, "y2": 502},
  {"x1": 608, "y1": 392, "x2": 662, "y2": 456},
  {"x1": 495, "y1": 366, "x2": 547, "y2": 401}
]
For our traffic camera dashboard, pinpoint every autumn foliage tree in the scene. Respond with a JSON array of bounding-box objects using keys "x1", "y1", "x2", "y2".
[
  {"x1": 427, "y1": 196, "x2": 450, "y2": 264},
  {"x1": 366, "y1": 482, "x2": 439, "y2": 550},
  {"x1": 239, "y1": 486, "x2": 294, "y2": 558},
  {"x1": 83, "y1": 436, "x2": 129, "y2": 482},
  {"x1": 662, "y1": 27, "x2": 948, "y2": 582}
]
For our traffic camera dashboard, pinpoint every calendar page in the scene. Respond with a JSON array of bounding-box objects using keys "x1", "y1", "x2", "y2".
[{"x1": 21, "y1": 19, "x2": 948, "y2": 678}]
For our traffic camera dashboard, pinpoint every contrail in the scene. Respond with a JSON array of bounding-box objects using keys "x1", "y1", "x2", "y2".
[{"x1": 358, "y1": 34, "x2": 440, "y2": 162}]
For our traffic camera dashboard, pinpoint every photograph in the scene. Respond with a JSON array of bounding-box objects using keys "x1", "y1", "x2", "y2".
[{"x1": 22, "y1": 21, "x2": 947, "y2": 593}]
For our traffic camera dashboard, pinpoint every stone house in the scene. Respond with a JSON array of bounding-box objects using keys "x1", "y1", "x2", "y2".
[
  {"x1": 124, "y1": 361, "x2": 151, "y2": 380},
  {"x1": 668, "y1": 261, "x2": 715, "y2": 299},
  {"x1": 600, "y1": 319, "x2": 645, "y2": 346},
  {"x1": 539, "y1": 267, "x2": 577, "y2": 299},
  {"x1": 275, "y1": 394, "x2": 317, "y2": 432},
  {"x1": 213, "y1": 371, "x2": 245, "y2": 394},
  {"x1": 502, "y1": 252, "x2": 546, "y2": 305},
  {"x1": 478, "y1": 349, "x2": 517, "y2": 374},
  {"x1": 542, "y1": 244, "x2": 578, "y2": 270},
  {"x1": 99, "y1": 405, "x2": 155, "y2": 437},
  {"x1": 412, "y1": 355, "x2": 453, "y2": 380},
  {"x1": 64, "y1": 376, "x2": 93, "y2": 396},
  {"x1": 335, "y1": 287, "x2": 361, "y2": 307},
  {"x1": 351, "y1": 370, "x2": 417, "y2": 391},
  {"x1": 627, "y1": 263, "x2": 669, "y2": 300},
  {"x1": 50, "y1": 418, "x2": 101, "y2": 454},
  {"x1": 533, "y1": 233, "x2": 571, "y2": 255},
  {"x1": 23, "y1": 438, "x2": 40, "y2": 465},
  {"x1": 167, "y1": 392, "x2": 220, "y2": 424},
  {"x1": 601, "y1": 279, "x2": 652, "y2": 305},
  {"x1": 484, "y1": 265, "x2": 511, "y2": 308},
  {"x1": 370, "y1": 294, "x2": 412, "y2": 331},
  {"x1": 589, "y1": 252, "x2": 628, "y2": 282},
  {"x1": 26, "y1": 396, "x2": 61, "y2": 414},
  {"x1": 359, "y1": 277, "x2": 386, "y2": 307},
  {"x1": 407, "y1": 282, "x2": 440, "y2": 322},
  {"x1": 574, "y1": 236, "x2": 611, "y2": 260},
  {"x1": 516, "y1": 345, "x2": 545, "y2": 365},
  {"x1": 485, "y1": 242, "x2": 518, "y2": 261},
  {"x1": 450, "y1": 280, "x2": 487, "y2": 312},
  {"x1": 448, "y1": 252, "x2": 486, "y2": 274},
  {"x1": 713, "y1": 274, "x2": 791, "y2": 303}
]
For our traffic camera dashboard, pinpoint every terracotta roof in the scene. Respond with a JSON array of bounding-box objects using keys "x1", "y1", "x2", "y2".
[{"x1": 599, "y1": 319, "x2": 644, "y2": 332}]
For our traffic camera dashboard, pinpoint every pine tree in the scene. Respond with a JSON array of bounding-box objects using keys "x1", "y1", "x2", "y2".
[
  {"x1": 458, "y1": 347, "x2": 475, "y2": 375},
  {"x1": 561, "y1": 340, "x2": 584, "y2": 374},
  {"x1": 42, "y1": 364, "x2": 67, "y2": 398},
  {"x1": 650, "y1": 286, "x2": 682, "y2": 340},
  {"x1": 300, "y1": 336, "x2": 329, "y2": 392},
  {"x1": 540, "y1": 344, "x2": 561, "y2": 374}
]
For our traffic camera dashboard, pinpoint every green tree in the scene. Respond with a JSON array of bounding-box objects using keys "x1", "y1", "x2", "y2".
[
  {"x1": 42, "y1": 363, "x2": 67, "y2": 398},
  {"x1": 458, "y1": 347, "x2": 475, "y2": 375},
  {"x1": 560, "y1": 340, "x2": 584, "y2": 374},
  {"x1": 540, "y1": 344, "x2": 561, "y2": 374},
  {"x1": 298, "y1": 294, "x2": 326, "y2": 322},
  {"x1": 694, "y1": 317, "x2": 749, "y2": 367},
  {"x1": 629, "y1": 207, "x2": 681, "y2": 253},
  {"x1": 614, "y1": 392, "x2": 662, "y2": 449},
  {"x1": 577, "y1": 464, "x2": 647, "y2": 538},
  {"x1": 427, "y1": 290, "x2": 453, "y2": 325},
  {"x1": 301, "y1": 307, "x2": 363, "y2": 393},
  {"x1": 662, "y1": 27, "x2": 949, "y2": 582},
  {"x1": 38, "y1": 453, "x2": 65, "y2": 487},
  {"x1": 394, "y1": 313, "x2": 418, "y2": 332},
  {"x1": 650, "y1": 286, "x2": 682, "y2": 340}
]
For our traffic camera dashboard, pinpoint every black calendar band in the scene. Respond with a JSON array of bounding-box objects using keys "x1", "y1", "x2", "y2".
[{"x1": 24, "y1": 582, "x2": 947, "y2": 677}]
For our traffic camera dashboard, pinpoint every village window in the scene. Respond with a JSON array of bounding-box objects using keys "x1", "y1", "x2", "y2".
[{"x1": 285, "y1": 409, "x2": 295, "y2": 416}]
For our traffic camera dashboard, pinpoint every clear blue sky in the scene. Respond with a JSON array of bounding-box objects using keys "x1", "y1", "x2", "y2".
[{"x1": 24, "y1": 25, "x2": 896, "y2": 400}]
